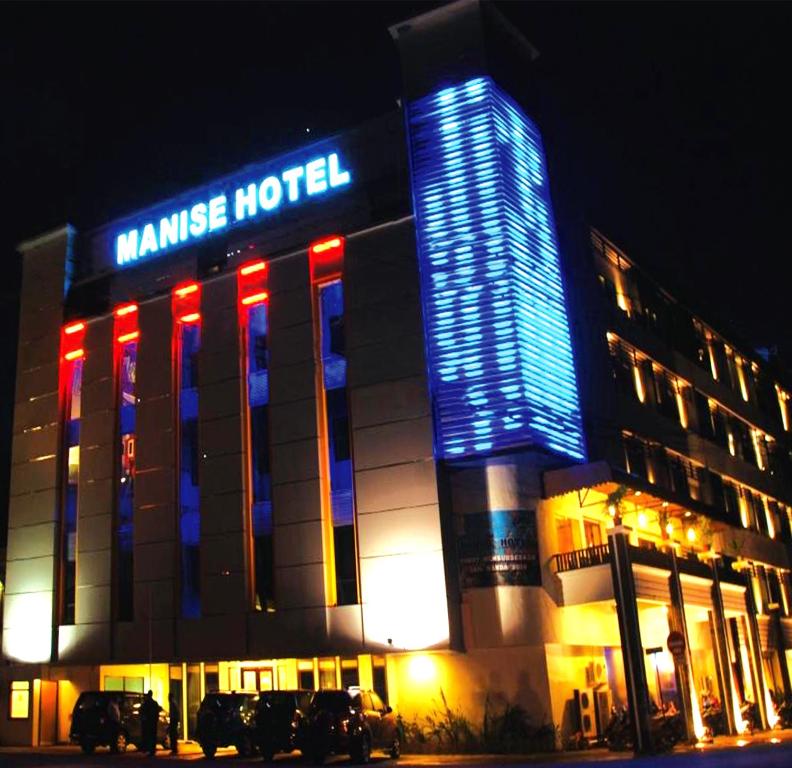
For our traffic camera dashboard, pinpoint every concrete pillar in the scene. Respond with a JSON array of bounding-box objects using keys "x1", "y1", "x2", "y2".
[
  {"x1": 608, "y1": 526, "x2": 653, "y2": 754},
  {"x1": 667, "y1": 550, "x2": 695, "y2": 742},
  {"x1": 743, "y1": 572, "x2": 769, "y2": 729},
  {"x1": 709, "y1": 558, "x2": 736, "y2": 734}
]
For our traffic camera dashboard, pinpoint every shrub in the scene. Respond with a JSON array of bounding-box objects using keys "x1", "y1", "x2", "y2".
[{"x1": 398, "y1": 689, "x2": 558, "y2": 755}]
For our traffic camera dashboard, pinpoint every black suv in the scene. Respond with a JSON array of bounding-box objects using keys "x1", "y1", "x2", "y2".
[
  {"x1": 196, "y1": 692, "x2": 259, "y2": 758},
  {"x1": 254, "y1": 690, "x2": 314, "y2": 760},
  {"x1": 302, "y1": 689, "x2": 399, "y2": 764},
  {"x1": 70, "y1": 691, "x2": 170, "y2": 754}
]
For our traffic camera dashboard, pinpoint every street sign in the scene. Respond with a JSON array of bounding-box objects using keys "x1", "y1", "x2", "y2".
[{"x1": 667, "y1": 630, "x2": 686, "y2": 657}]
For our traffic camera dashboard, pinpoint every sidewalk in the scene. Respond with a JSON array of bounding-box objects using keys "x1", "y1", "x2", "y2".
[{"x1": 0, "y1": 730, "x2": 790, "y2": 764}]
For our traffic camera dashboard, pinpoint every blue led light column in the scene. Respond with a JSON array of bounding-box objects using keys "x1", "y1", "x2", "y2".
[{"x1": 407, "y1": 76, "x2": 586, "y2": 461}]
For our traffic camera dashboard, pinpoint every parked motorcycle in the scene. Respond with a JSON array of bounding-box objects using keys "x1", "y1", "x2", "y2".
[{"x1": 740, "y1": 699, "x2": 758, "y2": 735}]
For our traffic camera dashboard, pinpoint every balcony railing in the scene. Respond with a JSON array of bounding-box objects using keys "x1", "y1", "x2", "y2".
[{"x1": 553, "y1": 543, "x2": 611, "y2": 573}]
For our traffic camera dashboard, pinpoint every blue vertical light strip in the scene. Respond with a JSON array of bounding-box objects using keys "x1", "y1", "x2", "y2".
[
  {"x1": 61, "y1": 358, "x2": 82, "y2": 625},
  {"x1": 408, "y1": 76, "x2": 586, "y2": 461},
  {"x1": 318, "y1": 279, "x2": 359, "y2": 606},
  {"x1": 117, "y1": 342, "x2": 136, "y2": 621},
  {"x1": 179, "y1": 324, "x2": 201, "y2": 618}
]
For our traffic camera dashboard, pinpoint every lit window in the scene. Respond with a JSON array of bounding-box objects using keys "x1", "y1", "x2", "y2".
[
  {"x1": 776, "y1": 385, "x2": 790, "y2": 432},
  {"x1": 59, "y1": 322, "x2": 86, "y2": 625},
  {"x1": 736, "y1": 357, "x2": 750, "y2": 402},
  {"x1": 9, "y1": 681, "x2": 30, "y2": 719},
  {"x1": 311, "y1": 236, "x2": 359, "y2": 607},
  {"x1": 632, "y1": 354, "x2": 646, "y2": 403},
  {"x1": 675, "y1": 381, "x2": 689, "y2": 429},
  {"x1": 751, "y1": 430, "x2": 767, "y2": 472},
  {"x1": 173, "y1": 284, "x2": 202, "y2": 618}
]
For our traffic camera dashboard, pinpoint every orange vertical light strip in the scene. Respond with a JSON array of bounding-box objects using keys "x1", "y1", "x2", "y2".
[{"x1": 311, "y1": 283, "x2": 338, "y2": 608}]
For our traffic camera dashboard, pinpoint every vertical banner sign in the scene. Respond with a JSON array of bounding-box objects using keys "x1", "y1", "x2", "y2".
[{"x1": 458, "y1": 509, "x2": 540, "y2": 587}]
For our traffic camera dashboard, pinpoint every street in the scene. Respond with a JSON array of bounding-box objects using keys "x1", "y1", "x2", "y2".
[{"x1": 2, "y1": 736, "x2": 791, "y2": 768}]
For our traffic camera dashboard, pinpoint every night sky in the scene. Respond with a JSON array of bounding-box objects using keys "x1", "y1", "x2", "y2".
[{"x1": 1, "y1": 1, "x2": 790, "y2": 539}]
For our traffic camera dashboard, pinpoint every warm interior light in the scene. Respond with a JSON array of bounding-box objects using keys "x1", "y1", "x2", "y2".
[
  {"x1": 64, "y1": 322, "x2": 85, "y2": 335},
  {"x1": 178, "y1": 312, "x2": 201, "y2": 324},
  {"x1": 175, "y1": 283, "x2": 199, "y2": 297},
  {"x1": 665, "y1": 522, "x2": 674, "y2": 535},
  {"x1": 64, "y1": 349, "x2": 84, "y2": 361},
  {"x1": 638, "y1": 512, "x2": 647, "y2": 528},
  {"x1": 239, "y1": 261, "x2": 266, "y2": 276},
  {"x1": 117, "y1": 331, "x2": 139, "y2": 344},
  {"x1": 686, "y1": 527, "x2": 697, "y2": 542},
  {"x1": 241, "y1": 291, "x2": 269, "y2": 306},
  {"x1": 115, "y1": 303, "x2": 138, "y2": 317}
]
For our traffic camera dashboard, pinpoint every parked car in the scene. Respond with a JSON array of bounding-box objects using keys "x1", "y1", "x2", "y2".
[
  {"x1": 302, "y1": 688, "x2": 399, "y2": 764},
  {"x1": 254, "y1": 690, "x2": 314, "y2": 760},
  {"x1": 70, "y1": 691, "x2": 171, "y2": 754},
  {"x1": 196, "y1": 691, "x2": 259, "y2": 758}
]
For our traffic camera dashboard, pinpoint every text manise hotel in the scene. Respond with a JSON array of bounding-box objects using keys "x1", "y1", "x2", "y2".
[{"x1": 2, "y1": 0, "x2": 791, "y2": 752}]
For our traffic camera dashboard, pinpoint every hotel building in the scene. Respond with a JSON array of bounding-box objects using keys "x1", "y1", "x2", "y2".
[{"x1": 2, "y1": 0, "x2": 790, "y2": 751}]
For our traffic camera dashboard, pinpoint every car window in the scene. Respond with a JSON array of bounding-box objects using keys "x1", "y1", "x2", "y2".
[
  {"x1": 298, "y1": 693, "x2": 313, "y2": 712},
  {"x1": 350, "y1": 693, "x2": 362, "y2": 710},
  {"x1": 312, "y1": 691, "x2": 350, "y2": 713},
  {"x1": 360, "y1": 693, "x2": 373, "y2": 711},
  {"x1": 370, "y1": 693, "x2": 385, "y2": 712}
]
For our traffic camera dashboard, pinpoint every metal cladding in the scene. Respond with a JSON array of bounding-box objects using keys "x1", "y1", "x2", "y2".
[{"x1": 408, "y1": 75, "x2": 586, "y2": 461}]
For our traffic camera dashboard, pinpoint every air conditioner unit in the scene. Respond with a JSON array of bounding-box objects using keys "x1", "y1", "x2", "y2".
[
  {"x1": 574, "y1": 688, "x2": 597, "y2": 739},
  {"x1": 594, "y1": 688, "x2": 613, "y2": 738}
]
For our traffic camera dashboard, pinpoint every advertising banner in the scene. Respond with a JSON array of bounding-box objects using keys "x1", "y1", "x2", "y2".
[{"x1": 458, "y1": 509, "x2": 540, "y2": 587}]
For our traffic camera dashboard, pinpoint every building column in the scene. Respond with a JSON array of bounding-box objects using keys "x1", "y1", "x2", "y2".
[
  {"x1": 608, "y1": 526, "x2": 653, "y2": 754},
  {"x1": 743, "y1": 572, "x2": 769, "y2": 729},
  {"x1": 709, "y1": 558, "x2": 736, "y2": 734},
  {"x1": 771, "y1": 610, "x2": 792, "y2": 697},
  {"x1": 667, "y1": 550, "x2": 695, "y2": 742}
]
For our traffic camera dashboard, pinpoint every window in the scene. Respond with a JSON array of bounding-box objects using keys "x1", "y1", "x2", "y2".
[
  {"x1": 340, "y1": 659, "x2": 359, "y2": 689},
  {"x1": 776, "y1": 385, "x2": 790, "y2": 432},
  {"x1": 238, "y1": 262, "x2": 275, "y2": 612},
  {"x1": 59, "y1": 322, "x2": 86, "y2": 625},
  {"x1": 555, "y1": 517, "x2": 577, "y2": 553},
  {"x1": 174, "y1": 283, "x2": 202, "y2": 618},
  {"x1": 9, "y1": 681, "x2": 30, "y2": 719},
  {"x1": 583, "y1": 519, "x2": 603, "y2": 548},
  {"x1": 311, "y1": 236, "x2": 359, "y2": 607}
]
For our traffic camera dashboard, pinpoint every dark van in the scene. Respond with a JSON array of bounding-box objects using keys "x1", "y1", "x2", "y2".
[
  {"x1": 302, "y1": 688, "x2": 399, "y2": 764},
  {"x1": 254, "y1": 690, "x2": 313, "y2": 760},
  {"x1": 70, "y1": 691, "x2": 170, "y2": 753},
  {"x1": 196, "y1": 692, "x2": 259, "y2": 758}
]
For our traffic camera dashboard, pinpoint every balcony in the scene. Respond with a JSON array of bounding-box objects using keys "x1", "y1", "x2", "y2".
[
  {"x1": 553, "y1": 544, "x2": 614, "y2": 605},
  {"x1": 553, "y1": 543, "x2": 611, "y2": 573}
]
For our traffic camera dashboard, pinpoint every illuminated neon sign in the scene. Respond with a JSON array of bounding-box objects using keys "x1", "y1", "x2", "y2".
[{"x1": 114, "y1": 151, "x2": 351, "y2": 267}]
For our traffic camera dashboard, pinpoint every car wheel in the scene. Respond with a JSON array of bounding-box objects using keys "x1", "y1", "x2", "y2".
[
  {"x1": 352, "y1": 734, "x2": 371, "y2": 765},
  {"x1": 389, "y1": 736, "x2": 401, "y2": 760},
  {"x1": 202, "y1": 742, "x2": 217, "y2": 759},
  {"x1": 259, "y1": 741, "x2": 275, "y2": 762},
  {"x1": 80, "y1": 740, "x2": 96, "y2": 755},
  {"x1": 237, "y1": 734, "x2": 254, "y2": 757}
]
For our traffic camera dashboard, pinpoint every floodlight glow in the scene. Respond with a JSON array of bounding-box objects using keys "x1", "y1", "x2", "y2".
[{"x1": 407, "y1": 76, "x2": 586, "y2": 461}]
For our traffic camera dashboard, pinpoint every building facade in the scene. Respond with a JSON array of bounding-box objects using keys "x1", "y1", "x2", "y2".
[{"x1": 3, "y1": 0, "x2": 791, "y2": 750}]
